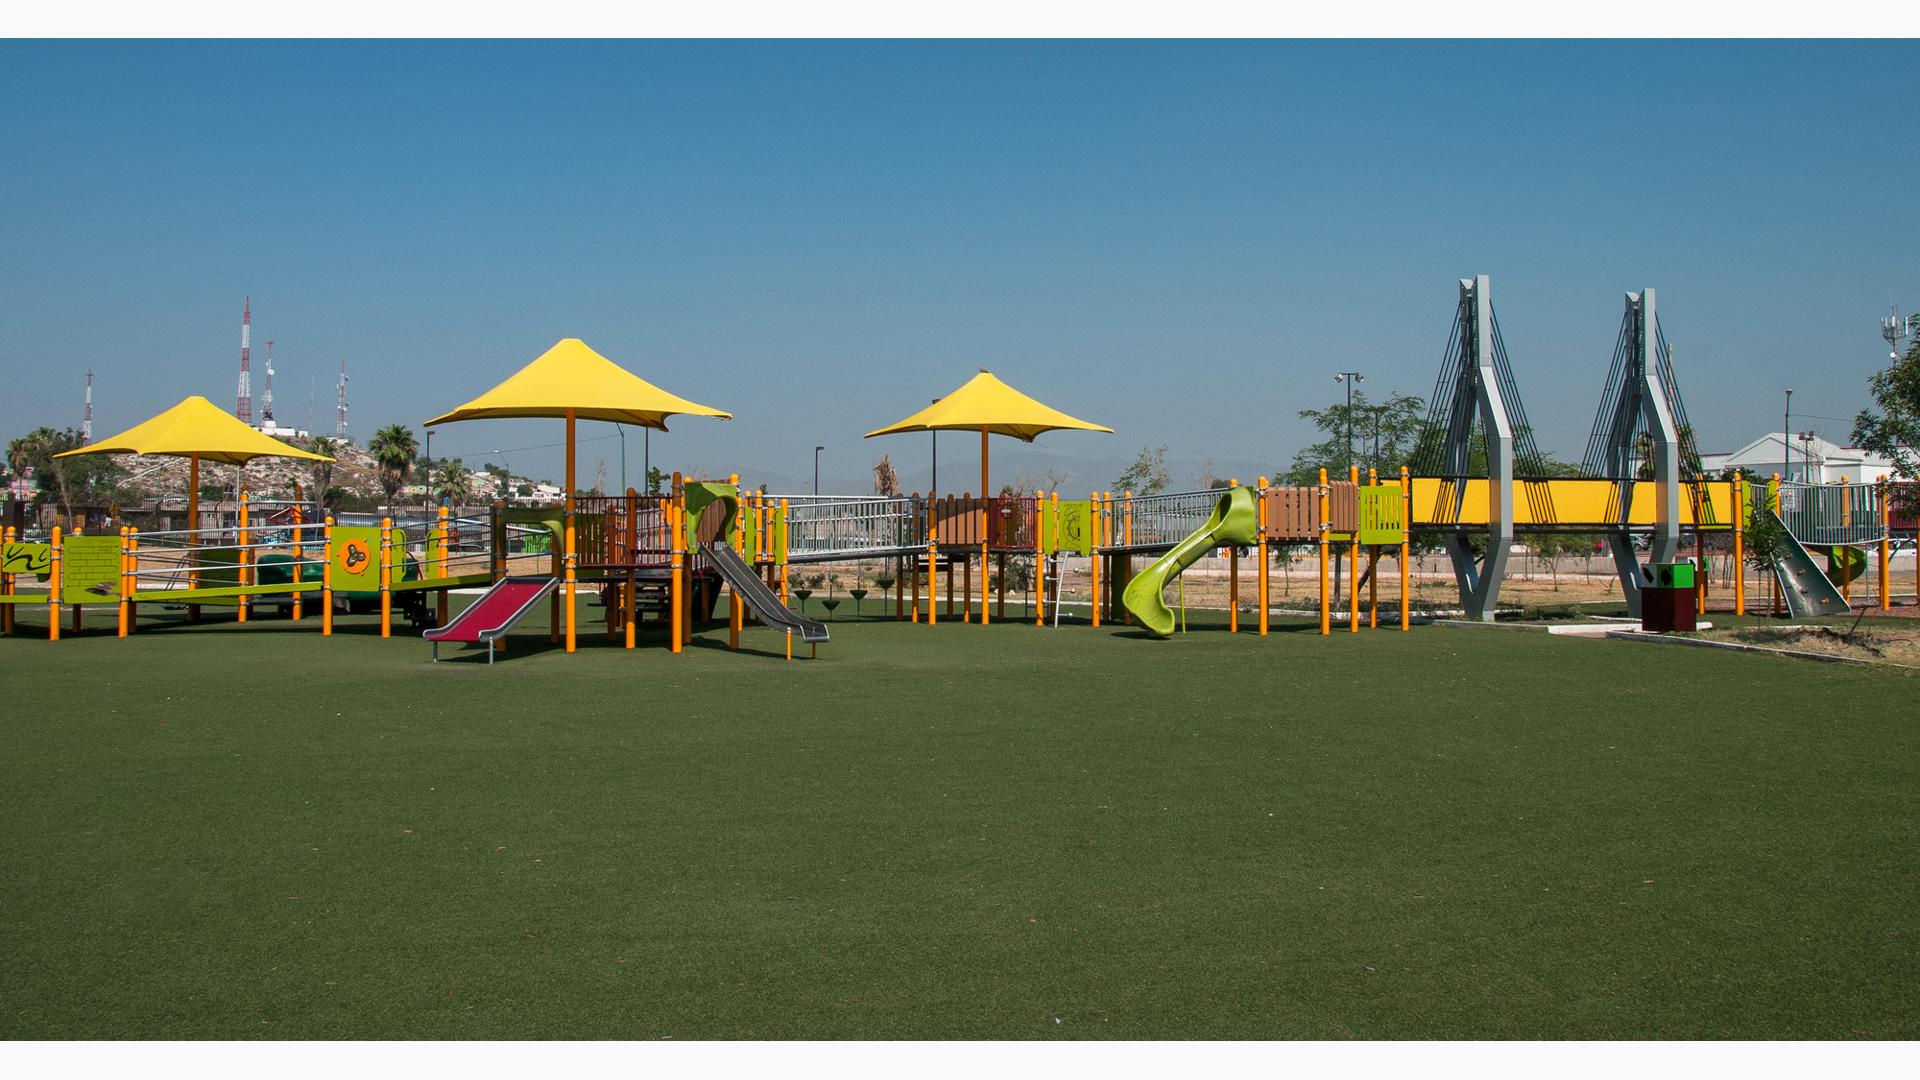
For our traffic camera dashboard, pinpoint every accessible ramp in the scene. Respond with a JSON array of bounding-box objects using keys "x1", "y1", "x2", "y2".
[
  {"x1": 1120, "y1": 486, "x2": 1260, "y2": 638},
  {"x1": 1763, "y1": 507, "x2": 1849, "y2": 618},
  {"x1": 423, "y1": 576, "x2": 558, "y2": 663},
  {"x1": 701, "y1": 543, "x2": 830, "y2": 644}
]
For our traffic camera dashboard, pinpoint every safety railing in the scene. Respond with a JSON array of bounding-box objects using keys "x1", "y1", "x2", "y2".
[
  {"x1": 782, "y1": 496, "x2": 920, "y2": 559},
  {"x1": 1112, "y1": 489, "x2": 1225, "y2": 550},
  {"x1": 1778, "y1": 480, "x2": 1886, "y2": 546}
]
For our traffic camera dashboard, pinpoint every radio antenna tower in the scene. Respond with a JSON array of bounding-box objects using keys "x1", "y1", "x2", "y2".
[
  {"x1": 262, "y1": 339, "x2": 276, "y2": 424},
  {"x1": 236, "y1": 297, "x2": 254, "y2": 423},
  {"x1": 83, "y1": 368, "x2": 94, "y2": 444},
  {"x1": 336, "y1": 357, "x2": 350, "y2": 439}
]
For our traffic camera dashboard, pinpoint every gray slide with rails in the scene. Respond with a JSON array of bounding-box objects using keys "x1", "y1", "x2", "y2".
[
  {"x1": 701, "y1": 543, "x2": 830, "y2": 643},
  {"x1": 1762, "y1": 506, "x2": 1850, "y2": 618}
]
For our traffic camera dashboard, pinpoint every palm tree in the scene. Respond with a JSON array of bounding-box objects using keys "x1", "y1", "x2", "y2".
[
  {"x1": 368, "y1": 424, "x2": 419, "y2": 515},
  {"x1": 435, "y1": 459, "x2": 474, "y2": 507},
  {"x1": 307, "y1": 436, "x2": 338, "y2": 511}
]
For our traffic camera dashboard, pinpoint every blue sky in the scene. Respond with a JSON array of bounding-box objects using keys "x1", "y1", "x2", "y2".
[{"x1": 2, "y1": 40, "x2": 1914, "y2": 492}]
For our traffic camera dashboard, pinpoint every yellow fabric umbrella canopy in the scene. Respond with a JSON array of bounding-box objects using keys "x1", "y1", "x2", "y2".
[
  {"x1": 54, "y1": 394, "x2": 332, "y2": 537},
  {"x1": 424, "y1": 338, "x2": 732, "y2": 431},
  {"x1": 865, "y1": 370, "x2": 1112, "y2": 496},
  {"x1": 56, "y1": 395, "x2": 333, "y2": 466}
]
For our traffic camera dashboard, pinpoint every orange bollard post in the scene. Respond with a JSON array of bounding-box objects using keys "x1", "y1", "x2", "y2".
[
  {"x1": 1257, "y1": 476, "x2": 1269, "y2": 637},
  {"x1": 118, "y1": 526, "x2": 131, "y2": 638},
  {"x1": 322, "y1": 516, "x2": 335, "y2": 637},
  {"x1": 1090, "y1": 492, "x2": 1102, "y2": 629},
  {"x1": 1318, "y1": 469, "x2": 1330, "y2": 636},
  {"x1": 48, "y1": 526, "x2": 61, "y2": 642},
  {"x1": 237, "y1": 491, "x2": 250, "y2": 624},
  {"x1": 379, "y1": 516, "x2": 393, "y2": 639},
  {"x1": 564, "y1": 515, "x2": 577, "y2": 654}
]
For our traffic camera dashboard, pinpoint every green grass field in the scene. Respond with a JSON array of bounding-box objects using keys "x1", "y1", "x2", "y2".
[{"x1": 2, "y1": 600, "x2": 1916, "y2": 1039}]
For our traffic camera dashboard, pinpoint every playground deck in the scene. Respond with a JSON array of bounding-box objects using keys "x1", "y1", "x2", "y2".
[{"x1": 2, "y1": 605, "x2": 1915, "y2": 1040}]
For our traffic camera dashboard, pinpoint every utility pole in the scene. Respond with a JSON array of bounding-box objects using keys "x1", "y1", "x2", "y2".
[
  {"x1": 82, "y1": 369, "x2": 93, "y2": 444},
  {"x1": 1335, "y1": 372, "x2": 1364, "y2": 472},
  {"x1": 1783, "y1": 388, "x2": 1793, "y2": 483},
  {"x1": 814, "y1": 445, "x2": 825, "y2": 495}
]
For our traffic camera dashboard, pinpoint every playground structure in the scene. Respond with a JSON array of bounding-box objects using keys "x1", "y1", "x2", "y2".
[{"x1": 6, "y1": 279, "x2": 1916, "y2": 655}]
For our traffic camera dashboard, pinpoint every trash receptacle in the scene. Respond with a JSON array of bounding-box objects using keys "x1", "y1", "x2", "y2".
[{"x1": 1640, "y1": 562, "x2": 1698, "y2": 632}]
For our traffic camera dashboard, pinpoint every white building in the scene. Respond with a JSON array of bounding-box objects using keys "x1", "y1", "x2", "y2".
[{"x1": 1697, "y1": 432, "x2": 1899, "y2": 485}]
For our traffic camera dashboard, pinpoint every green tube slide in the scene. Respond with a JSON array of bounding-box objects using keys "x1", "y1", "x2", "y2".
[{"x1": 1121, "y1": 486, "x2": 1260, "y2": 638}]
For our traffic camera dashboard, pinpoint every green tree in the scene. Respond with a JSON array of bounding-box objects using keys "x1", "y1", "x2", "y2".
[
  {"x1": 1283, "y1": 391, "x2": 1426, "y2": 486},
  {"x1": 1853, "y1": 335, "x2": 1920, "y2": 514},
  {"x1": 307, "y1": 436, "x2": 337, "y2": 510},
  {"x1": 1112, "y1": 444, "x2": 1170, "y2": 497},
  {"x1": 644, "y1": 466, "x2": 667, "y2": 497},
  {"x1": 5, "y1": 426, "x2": 122, "y2": 517},
  {"x1": 368, "y1": 424, "x2": 419, "y2": 514},
  {"x1": 435, "y1": 459, "x2": 474, "y2": 506}
]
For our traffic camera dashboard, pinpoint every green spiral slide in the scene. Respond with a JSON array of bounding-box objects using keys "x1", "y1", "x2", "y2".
[{"x1": 1121, "y1": 486, "x2": 1261, "y2": 638}]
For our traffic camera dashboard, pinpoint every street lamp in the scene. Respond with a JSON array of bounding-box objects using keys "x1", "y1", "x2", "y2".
[
  {"x1": 616, "y1": 424, "x2": 625, "y2": 494},
  {"x1": 1782, "y1": 389, "x2": 1793, "y2": 482},
  {"x1": 814, "y1": 445, "x2": 825, "y2": 495},
  {"x1": 423, "y1": 428, "x2": 434, "y2": 512},
  {"x1": 1334, "y1": 372, "x2": 1365, "y2": 472}
]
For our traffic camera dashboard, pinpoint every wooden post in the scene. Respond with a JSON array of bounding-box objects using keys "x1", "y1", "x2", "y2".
[{"x1": 1318, "y1": 468, "x2": 1330, "y2": 636}]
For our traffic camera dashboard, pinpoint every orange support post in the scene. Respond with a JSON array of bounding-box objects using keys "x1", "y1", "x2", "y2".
[
  {"x1": 1, "y1": 525, "x2": 14, "y2": 636},
  {"x1": 1732, "y1": 471, "x2": 1745, "y2": 616},
  {"x1": 118, "y1": 525, "x2": 131, "y2": 638},
  {"x1": 436, "y1": 505, "x2": 451, "y2": 628},
  {"x1": 1399, "y1": 465, "x2": 1411, "y2": 632},
  {"x1": 1090, "y1": 492, "x2": 1102, "y2": 629},
  {"x1": 564, "y1": 515, "x2": 577, "y2": 654},
  {"x1": 379, "y1": 516, "x2": 393, "y2": 639},
  {"x1": 1318, "y1": 469, "x2": 1330, "y2": 636},
  {"x1": 322, "y1": 516, "x2": 335, "y2": 637},
  {"x1": 1349, "y1": 466, "x2": 1360, "y2": 634},
  {"x1": 1256, "y1": 477, "x2": 1269, "y2": 636},
  {"x1": 1880, "y1": 477, "x2": 1892, "y2": 611},
  {"x1": 291, "y1": 504, "x2": 304, "y2": 622},
  {"x1": 926, "y1": 518, "x2": 938, "y2": 626},
  {"x1": 48, "y1": 526, "x2": 61, "y2": 642},
  {"x1": 1228, "y1": 479, "x2": 1240, "y2": 633},
  {"x1": 128, "y1": 527, "x2": 141, "y2": 634},
  {"x1": 237, "y1": 491, "x2": 250, "y2": 624},
  {"x1": 671, "y1": 502, "x2": 685, "y2": 654}
]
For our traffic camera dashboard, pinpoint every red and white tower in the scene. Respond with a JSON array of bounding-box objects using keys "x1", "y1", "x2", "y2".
[
  {"x1": 236, "y1": 297, "x2": 254, "y2": 423},
  {"x1": 336, "y1": 357, "x2": 349, "y2": 438},
  {"x1": 262, "y1": 339, "x2": 276, "y2": 424},
  {"x1": 83, "y1": 368, "x2": 94, "y2": 444}
]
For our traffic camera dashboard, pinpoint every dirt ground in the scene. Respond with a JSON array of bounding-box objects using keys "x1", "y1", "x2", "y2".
[{"x1": 1692, "y1": 624, "x2": 1920, "y2": 667}]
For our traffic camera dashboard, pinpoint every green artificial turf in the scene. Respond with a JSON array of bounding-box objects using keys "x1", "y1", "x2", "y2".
[{"x1": 1, "y1": 600, "x2": 1916, "y2": 1039}]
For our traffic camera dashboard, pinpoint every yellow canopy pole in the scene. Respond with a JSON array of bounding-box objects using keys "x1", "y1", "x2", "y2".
[{"x1": 980, "y1": 425, "x2": 989, "y2": 501}]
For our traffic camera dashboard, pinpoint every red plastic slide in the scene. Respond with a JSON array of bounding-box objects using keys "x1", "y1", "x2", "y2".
[{"x1": 423, "y1": 576, "x2": 557, "y2": 663}]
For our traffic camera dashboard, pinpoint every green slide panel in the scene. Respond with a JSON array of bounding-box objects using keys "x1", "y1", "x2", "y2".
[{"x1": 1120, "y1": 486, "x2": 1259, "y2": 638}]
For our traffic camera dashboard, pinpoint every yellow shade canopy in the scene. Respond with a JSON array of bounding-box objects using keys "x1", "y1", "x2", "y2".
[
  {"x1": 864, "y1": 370, "x2": 1113, "y2": 443},
  {"x1": 424, "y1": 338, "x2": 732, "y2": 431},
  {"x1": 55, "y1": 395, "x2": 333, "y2": 466}
]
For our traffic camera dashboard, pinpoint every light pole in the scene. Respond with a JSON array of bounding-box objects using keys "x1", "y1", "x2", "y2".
[
  {"x1": 814, "y1": 445, "x2": 824, "y2": 495},
  {"x1": 424, "y1": 428, "x2": 434, "y2": 512},
  {"x1": 1334, "y1": 372, "x2": 1364, "y2": 473},
  {"x1": 643, "y1": 429, "x2": 650, "y2": 495},
  {"x1": 493, "y1": 450, "x2": 509, "y2": 504},
  {"x1": 617, "y1": 424, "x2": 626, "y2": 494},
  {"x1": 1782, "y1": 389, "x2": 1793, "y2": 482},
  {"x1": 930, "y1": 398, "x2": 941, "y2": 496}
]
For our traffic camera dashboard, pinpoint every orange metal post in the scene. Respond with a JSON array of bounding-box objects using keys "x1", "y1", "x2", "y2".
[
  {"x1": 926, "y1": 518, "x2": 938, "y2": 626},
  {"x1": 1228, "y1": 479, "x2": 1240, "y2": 633},
  {"x1": 1318, "y1": 469, "x2": 1330, "y2": 636},
  {"x1": 1880, "y1": 477, "x2": 1891, "y2": 611},
  {"x1": 117, "y1": 526, "x2": 131, "y2": 637},
  {"x1": 1256, "y1": 477, "x2": 1269, "y2": 636},
  {"x1": 1732, "y1": 471, "x2": 1745, "y2": 616},
  {"x1": 436, "y1": 505, "x2": 451, "y2": 627},
  {"x1": 127, "y1": 527, "x2": 140, "y2": 633},
  {"x1": 1090, "y1": 492, "x2": 1102, "y2": 629},
  {"x1": 48, "y1": 526, "x2": 61, "y2": 642},
  {"x1": 1, "y1": 525, "x2": 14, "y2": 635},
  {"x1": 1400, "y1": 465, "x2": 1411, "y2": 632},
  {"x1": 291, "y1": 504, "x2": 304, "y2": 622},
  {"x1": 322, "y1": 516, "x2": 335, "y2": 636},
  {"x1": 379, "y1": 516, "x2": 393, "y2": 638},
  {"x1": 1349, "y1": 466, "x2": 1361, "y2": 634},
  {"x1": 564, "y1": 515, "x2": 577, "y2": 653},
  {"x1": 671, "y1": 503, "x2": 684, "y2": 654},
  {"x1": 237, "y1": 491, "x2": 250, "y2": 623}
]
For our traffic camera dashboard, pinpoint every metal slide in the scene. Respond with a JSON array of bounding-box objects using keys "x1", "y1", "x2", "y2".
[
  {"x1": 1762, "y1": 507, "x2": 1849, "y2": 618},
  {"x1": 423, "y1": 576, "x2": 558, "y2": 663},
  {"x1": 700, "y1": 543, "x2": 830, "y2": 644}
]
